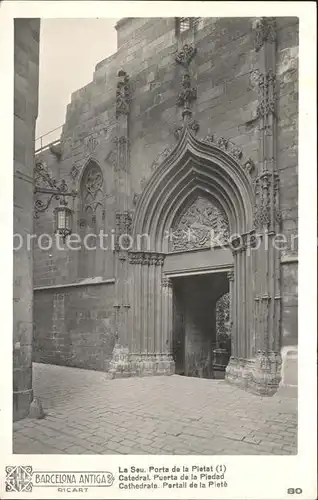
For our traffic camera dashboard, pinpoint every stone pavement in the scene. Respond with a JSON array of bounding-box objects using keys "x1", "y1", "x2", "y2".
[{"x1": 13, "y1": 363, "x2": 297, "y2": 455}]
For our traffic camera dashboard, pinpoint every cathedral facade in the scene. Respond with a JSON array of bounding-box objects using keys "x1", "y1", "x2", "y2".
[{"x1": 33, "y1": 17, "x2": 298, "y2": 396}]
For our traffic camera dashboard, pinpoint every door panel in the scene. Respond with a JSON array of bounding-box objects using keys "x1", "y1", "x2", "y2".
[{"x1": 172, "y1": 285, "x2": 185, "y2": 375}]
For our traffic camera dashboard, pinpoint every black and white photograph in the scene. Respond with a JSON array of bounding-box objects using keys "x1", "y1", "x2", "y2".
[{"x1": 1, "y1": 2, "x2": 316, "y2": 499}]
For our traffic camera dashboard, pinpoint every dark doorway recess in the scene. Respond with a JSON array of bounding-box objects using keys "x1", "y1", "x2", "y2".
[{"x1": 172, "y1": 272, "x2": 231, "y2": 379}]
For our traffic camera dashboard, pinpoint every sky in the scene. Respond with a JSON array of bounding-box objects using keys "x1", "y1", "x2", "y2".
[{"x1": 35, "y1": 18, "x2": 119, "y2": 148}]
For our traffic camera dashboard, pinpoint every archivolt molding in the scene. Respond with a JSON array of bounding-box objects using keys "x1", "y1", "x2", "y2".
[
  {"x1": 145, "y1": 131, "x2": 255, "y2": 187},
  {"x1": 150, "y1": 145, "x2": 175, "y2": 172},
  {"x1": 202, "y1": 135, "x2": 255, "y2": 177},
  {"x1": 132, "y1": 127, "x2": 254, "y2": 251}
]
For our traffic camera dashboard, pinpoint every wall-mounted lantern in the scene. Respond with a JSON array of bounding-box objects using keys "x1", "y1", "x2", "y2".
[
  {"x1": 54, "y1": 203, "x2": 73, "y2": 240},
  {"x1": 34, "y1": 160, "x2": 77, "y2": 239}
]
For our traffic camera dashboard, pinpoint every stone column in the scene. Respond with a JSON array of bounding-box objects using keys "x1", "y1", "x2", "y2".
[
  {"x1": 126, "y1": 252, "x2": 172, "y2": 376},
  {"x1": 227, "y1": 270, "x2": 235, "y2": 352},
  {"x1": 161, "y1": 276, "x2": 175, "y2": 375},
  {"x1": 108, "y1": 70, "x2": 132, "y2": 379},
  {"x1": 250, "y1": 17, "x2": 282, "y2": 395},
  {"x1": 225, "y1": 231, "x2": 257, "y2": 388},
  {"x1": 226, "y1": 18, "x2": 283, "y2": 395},
  {"x1": 13, "y1": 19, "x2": 40, "y2": 421}
]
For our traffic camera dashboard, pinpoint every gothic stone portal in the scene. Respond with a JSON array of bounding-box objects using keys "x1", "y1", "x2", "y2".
[
  {"x1": 110, "y1": 127, "x2": 284, "y2": 397},
  {"x1": 173, "y1": 273, "x2": 230, "y2": 379}
]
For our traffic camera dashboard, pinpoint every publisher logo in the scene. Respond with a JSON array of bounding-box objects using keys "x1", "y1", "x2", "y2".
[
  {"x1": 5, "y1": 466, "x2": 33, "y2": 492},
  {"x1": 5, "y1": 467, "x2": 114, "y2": 492}
]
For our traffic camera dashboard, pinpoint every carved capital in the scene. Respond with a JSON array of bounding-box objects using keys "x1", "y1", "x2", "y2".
[
  {"x1": 227, "y1": 271, "x2": 234, "y2": 282},
  {"x1": 128, "y1": 251, "x2": 165, "y2": 266},
  {"x1": 161, "y1": 276, "x2": 173, "y2": 288},
  {"x1": 128, "y1": 251, "x2": 143, "y2": 265}
]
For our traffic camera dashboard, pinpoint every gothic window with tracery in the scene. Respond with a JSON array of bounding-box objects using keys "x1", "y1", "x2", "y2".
[
  {"x1": 78, "y1": 161, "x2": 105, "y2": 278},
  {"x1": 82, "y1": 163, "x2": 104, "y2": 215}
]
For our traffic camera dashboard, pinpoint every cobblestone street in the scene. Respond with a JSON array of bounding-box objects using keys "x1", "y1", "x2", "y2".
[{"x1": 13, "y1": 363, "x2": 297, "y2": 455}]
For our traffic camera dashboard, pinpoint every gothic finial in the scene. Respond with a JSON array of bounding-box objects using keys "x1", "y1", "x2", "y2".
[
  {"x1": 256, "y1": 71, "x2": 276, "y2": 117},
  {"x1": 254, "y1": 17, "x2": 276, "y2": 52},
  {"x1": 116, "y1": 70, "x2": 130, "y2": 118},
  {"x1": 175, "y1": 44, "x2": 197, "y2": 68}
]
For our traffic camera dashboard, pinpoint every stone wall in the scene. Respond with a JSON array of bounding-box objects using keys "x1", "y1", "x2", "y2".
[
  {"x1": 13, "y1": 19, "x2": 40, "y2": 420},
  {"x1": 276, "y1": 18, "x2": 298, "y2": 393},
  {"x1": 33, "y1": 17, "x2": 298, "y2": 387},
  {"x1": 33, "y1": 281, "x2": 116, "y2": 371}
]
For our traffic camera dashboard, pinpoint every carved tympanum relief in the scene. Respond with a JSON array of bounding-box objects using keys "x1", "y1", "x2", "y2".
[{"x1": 170, "y1": 196, "x2": 229, "y2": 252}]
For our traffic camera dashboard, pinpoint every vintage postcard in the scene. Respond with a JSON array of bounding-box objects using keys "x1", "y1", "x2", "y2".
[{"x1": 0, "y1": 1, "x2": 317, "y2": 499}]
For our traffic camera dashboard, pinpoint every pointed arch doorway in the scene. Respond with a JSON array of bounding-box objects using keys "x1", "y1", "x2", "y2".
[
  {"x1": 110, "y1": 127, "x2": 283, "y2": 396},
  {"x1": 124, "y1": 128, "x2": 255, "y2": 382},
  {"x1": 163, "y1": 192, "x2": 234, "y2": 379}
]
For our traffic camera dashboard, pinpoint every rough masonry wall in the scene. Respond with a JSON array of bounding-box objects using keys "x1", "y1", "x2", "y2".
[
  {"x1": 14, "y1": 18, "x2": 40, "y2": 420},
  {"x1": 33, "y1": 283, "x2": 115, "y2": 371},
  {"x1": 33, "y1": 17, "x2": 298, "y2": 375}
]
